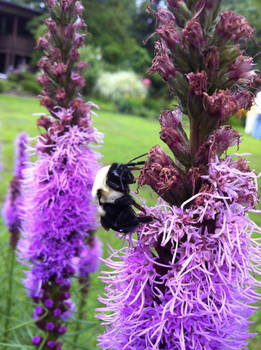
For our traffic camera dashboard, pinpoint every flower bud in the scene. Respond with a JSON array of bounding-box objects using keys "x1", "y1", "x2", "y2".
[
  {"x1": 53, "y1": 308, "x2": 62, "y2": 317},
  {"x1": 34, "y1": 305, "x2": 44, "y2": 316},
  {"x1": 37, "y1": 37, "x2": 49, "y2": 50},
  {"x1": 214, "y1": 126, "x2": 240, "y2": 156},
  {"x1": 46, "y1": 322, "x2": 55, "y2": 331},
  {"x1": 147, "y1": 51, "x2": 176, "y2": 81},
  {"x1": 57, "y1": 325, "x2": 67, "y2": 334},
  {"x1": 71, "y1": 73, "x2": 85, "y2": 88},
  {"x1": 159, "y1": 110, "x2": 190, "y2": 166},
  {"x1": 229, "y1": 55, "x2": 254, "y2": 81},
  {"x1": 233, "y1": 90, "x2": 254, "y2": 111},
  {"x1": 156, "y1": 25, "x2": 181, "y2": 50},
  {"x1": 187, "y1": 71, "x2": 208, "y2": 96},
  {"x1": 155, "y1": 9, "x2": 176, "y2": 27},
  {"x1": 64, "y1": 24, "x2": 75, "y2": 39},
  {"x1": 74, "y1": 1, "x2": 84, "y2": 16},
  {"x1": 167, "y1": 0, "x2": 181, "y2": 9},
  {"x1": 56, "y1": 88, "x2": 66, "y2": 102},
  {"x1": 44, "y1": 298, "x2": 54, "y2": 308},
  {"x1": 183, "y1": 19, "x2": 203, "y2": 49},
  {"x1": 37, "y1": 73, "x2": 51, "y2": 87},
  {"x1": 45, "y1": 19, "x2": 56, "y2": 33},
  {"x1": 32, "y1": 336, "x2": 42, "y2": 345},
  {"x1": 38, "y1": 58, "x2": 50, "y2": 70},
  {"x1": 73, "y1": 33, "x2": 85, "y2": 49},
  {"x1": 51, "y1": 48, "x2": 62, "y2": 61},
  {"x1": 46, "y1": 0, "x2": 54, "y2": 8},
  {"x1": 69, "y1": 48, "x2": 80, "y2": 62},
  {"x1": 50, "y1": 63, "x2": 67, "y2": 77},
  {"x1": 138, "y1": 145, "x2": 186, "y2": 205},
  {"x1": 77, "y1": 61, "x2": 88, "y2": 71},
  {"x1": 195, "y1": 126, "x2": 240, "y2": 165},
  {"x1": 204, "y1": 89, "x2": 238, "y2": 123},
  {"x1": 215, "y1": 10, "x2": 254, "y2": 41},
  {"x1": 36, "y1": 116, "x2": 52, "y2": 131},
  {"x1": 46, "y1": 340, "x2": 55, "y2": 348},
  {"x1": 55, "y1": 342, "x2": 63, "y2": 350},
  {"x1": 61, "y1": 0, "x2": 73, "y2": 12},
  {"x1": 40, "y1": 96, "x2": 55, "y2": 110}
]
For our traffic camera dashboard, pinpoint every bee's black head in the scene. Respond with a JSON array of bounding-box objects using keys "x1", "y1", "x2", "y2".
[
  {"x1": 107, "y1": 163, "x2": 135, "y2": 193},
  {"x1": 106, "y1": 154, "x2": 147, "y2": 193}
]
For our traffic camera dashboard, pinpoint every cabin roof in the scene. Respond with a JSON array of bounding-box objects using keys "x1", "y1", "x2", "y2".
[{"x1": 0, "y1": 0, "x2": 43, "y2": 18}]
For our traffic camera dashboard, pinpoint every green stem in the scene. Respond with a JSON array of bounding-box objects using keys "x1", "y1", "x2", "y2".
[
  {"x1": 2, "y1": 246, "x2": 16, "y2": 349},
  {"x1": 73, "y1": 276, "x2": 90, "y2": 345},
  {"x1": 190, "y1": 117, "x2": 200, "y2": 161}
]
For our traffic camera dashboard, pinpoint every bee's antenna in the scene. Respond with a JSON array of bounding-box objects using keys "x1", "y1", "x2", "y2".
[
  {"x1": 126, "y1": 153, "x2": 148, "y2": 165},
  {"x1": 127, "y1": 161, "x2": 145, "y2": 167}
]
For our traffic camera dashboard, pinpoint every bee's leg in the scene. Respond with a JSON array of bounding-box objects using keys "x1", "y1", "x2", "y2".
[
  {"x1": 131, "y1": 200, "x2": 147, "y2": 214},
  {"x1": 132, "y1": 200, "x2": 162, "y2": 224},
  {"x1": 114, "y1": 207, "x2": 147, "y2": 234},
  {"x1": 138, "y1": 216, "x2": 153, "y2": 224},
  {"x1": 114, "y1": 194, "x2": 135, "y2": 206},
  {"x1": 114, "y1": 195, "x2": 149, "y2": 215}
]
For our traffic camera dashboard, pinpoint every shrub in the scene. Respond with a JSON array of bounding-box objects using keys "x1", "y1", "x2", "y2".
[
  {"x1": 128, "y1": 46, "x2": 151, "y2": 74},
  {"x1": 79, "y1": 45, "x2": 104, "y2": 96},
  {"x1": 21, "y1": 79, "x2": 41, "y2": 95},
  {"x1": 116, "y1": 96, "x2": 144, "y2": 114},
  {"x1": 7, "y1": 71, "x2": 41, "y2": 95},
  {"x1": 95, "y1": 71, "x2": 148, "y2": 102},
  {"x1": 0, "y1": 79, "x2": 16, "y2": 93},
  {"x1": 0, "y1": 80, "x2": 7, "y2": 93},
  {"x1": 8, "y1": 72, "x2": 24, "y2": 83},
  {"x1": 8, "y1": 71, "x2": 36, "y2": 82}
]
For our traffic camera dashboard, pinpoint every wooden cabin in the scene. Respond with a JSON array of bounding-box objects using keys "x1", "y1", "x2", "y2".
[{"x1": 0, "y1": 0, "x2": 42, "y2": 73}]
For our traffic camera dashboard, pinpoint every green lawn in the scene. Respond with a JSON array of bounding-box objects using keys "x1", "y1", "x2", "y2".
[{"x1": 0, "y1": 94, "x2": 260, "y2": 349}]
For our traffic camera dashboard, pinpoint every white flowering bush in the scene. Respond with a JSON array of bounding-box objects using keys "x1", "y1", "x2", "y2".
[{"x1": 95, "y1": 71, "x2": 147, "y2": 102}]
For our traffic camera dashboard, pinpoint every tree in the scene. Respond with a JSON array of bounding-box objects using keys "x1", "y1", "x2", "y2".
[
  {"x1": 222, "y1": 0, "x2": 260, "y2": 69},
  {"x1": 83, "y1": 0, "x2": 149, "y2": 71}
]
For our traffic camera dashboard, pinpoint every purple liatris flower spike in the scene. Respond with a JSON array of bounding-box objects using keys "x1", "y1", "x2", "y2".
[
  {"x1": 18, "y1": 0, "x2": 103, "y2": 348},
  {"x1": 98, "y1": 160, "x2": 261, "y2": 349},
  {"x1": 19, "y1": 113, "x2": 102, "y2": 348},
  {"x1": 97, "y1": 1, "x2": 261, "y2": 349},
  {"x1": 2, "y1": 132, "x2": 29, "y2": 249}
]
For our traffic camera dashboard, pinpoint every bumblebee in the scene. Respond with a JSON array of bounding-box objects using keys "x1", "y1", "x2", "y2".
[{"x1": 92, "y1": 154, "x2": 152, "y2": 234}]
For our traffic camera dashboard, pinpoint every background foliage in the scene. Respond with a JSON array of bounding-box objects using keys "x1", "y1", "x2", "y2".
[{"x1": 10, "y1": 0, "x2": 259, "y2": 108}]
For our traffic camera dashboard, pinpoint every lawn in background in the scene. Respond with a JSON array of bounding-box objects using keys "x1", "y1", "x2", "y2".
[{"x1": 0, "y1": 94, "x2": 260, "y2": 349}]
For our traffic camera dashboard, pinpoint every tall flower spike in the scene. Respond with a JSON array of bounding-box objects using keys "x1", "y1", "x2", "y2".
[
  {"x1": 97, "y1": 1, "x2": 261, "y2": 349},
  {"x1": 2, "y1": 132, "x2": 29, "y2": 249},
  {"x1": 18, "y1": 1, "x2": 103, "y2": 348},
  {"x1": 2, "y1": 132, "x2": 29, "y2": 345}
]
